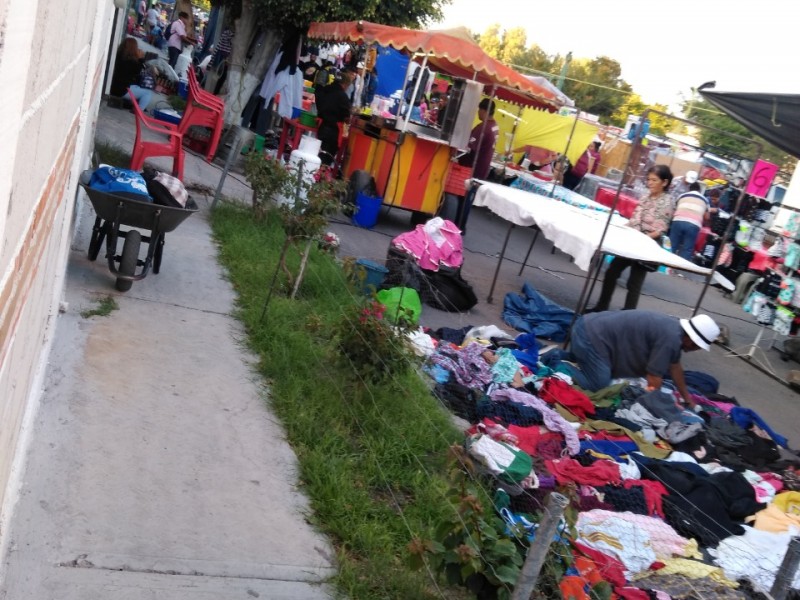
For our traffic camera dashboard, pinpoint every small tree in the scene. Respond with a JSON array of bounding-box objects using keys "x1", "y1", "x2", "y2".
[{"x1": 245, "y1": 152, "x2": 346, "y2": 297}]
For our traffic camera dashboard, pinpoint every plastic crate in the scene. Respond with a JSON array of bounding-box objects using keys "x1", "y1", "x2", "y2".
[
  {"x1": 444, "y1": 164, "x2": 473, "y2": 196},
  {"x1": 152, "y1": 108, "x2": 183, "y2": 126}
]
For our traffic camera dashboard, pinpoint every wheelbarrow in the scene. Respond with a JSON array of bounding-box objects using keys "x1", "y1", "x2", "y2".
[{"x1": 79, "y1": 170, "x2": 198, "y2": 291}]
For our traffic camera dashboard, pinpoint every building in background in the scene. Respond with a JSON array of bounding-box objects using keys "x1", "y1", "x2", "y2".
[{"x1": 0, "y1": 0, "x2": 122, "y2": 545}]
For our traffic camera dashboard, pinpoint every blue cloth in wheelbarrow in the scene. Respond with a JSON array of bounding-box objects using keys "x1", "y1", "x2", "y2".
[{"x1": 502, "y1": 282, "x2": 574, "y2": 342}]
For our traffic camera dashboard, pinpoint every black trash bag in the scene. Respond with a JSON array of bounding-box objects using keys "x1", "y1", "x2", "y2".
[{"x1": 422, "y1": 267, "x2": 478, "y2": 312}]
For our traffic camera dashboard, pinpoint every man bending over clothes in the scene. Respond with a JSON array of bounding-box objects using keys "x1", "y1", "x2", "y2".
[{"x1": 561, "y1": 310, "x2": 720, "y2": 407}]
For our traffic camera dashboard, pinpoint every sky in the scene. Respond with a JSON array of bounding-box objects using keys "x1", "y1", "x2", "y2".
[{"x1": 433, "y1": 0, "x2": 799, "y2": 110}]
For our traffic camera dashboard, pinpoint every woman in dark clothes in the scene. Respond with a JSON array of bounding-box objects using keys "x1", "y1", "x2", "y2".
[
  {"x1": 110, "y1": 37, "x2": 155, "y2": 111},
  {"x1": 314, "y1": 70, "x2": 354, "y2": 166}
]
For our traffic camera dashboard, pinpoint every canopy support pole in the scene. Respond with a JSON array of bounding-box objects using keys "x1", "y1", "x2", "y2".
[
  {"x1": 402, "y1": 54, "x2": 428, "y2": 133},
  {"x1": 547, "y1": 109, "x2": 580, "y2": 198}
]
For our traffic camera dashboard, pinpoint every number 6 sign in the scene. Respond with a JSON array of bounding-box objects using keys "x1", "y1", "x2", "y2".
[{"x1": 746, "y1": 159, "x2": 779, "y2": 198}]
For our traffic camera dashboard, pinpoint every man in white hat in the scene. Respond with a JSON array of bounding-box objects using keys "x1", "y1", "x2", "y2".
[
  {"x1": 671, "y1": 169, "x2": 699, "y2": 200},
  {"x1": 561, "y1": 310, "x2": 720, "y2": 406}
]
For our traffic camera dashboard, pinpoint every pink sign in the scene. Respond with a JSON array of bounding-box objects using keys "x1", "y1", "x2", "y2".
[{"x1": 746, "y1": 159, "x2": 779, "y2": 198}]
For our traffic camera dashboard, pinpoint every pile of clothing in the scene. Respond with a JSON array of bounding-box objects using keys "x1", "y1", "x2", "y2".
[
  {"x1": 421, "y1": 325, "x2": 800, "y2": 598},
  {"x1": 382, "y1": 218, "x2": 477, "y2": 312}
]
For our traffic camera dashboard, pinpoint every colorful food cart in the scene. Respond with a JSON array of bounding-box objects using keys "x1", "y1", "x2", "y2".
[{"x1": 307, "y1": 21, "x2": 565, "y2": 217}]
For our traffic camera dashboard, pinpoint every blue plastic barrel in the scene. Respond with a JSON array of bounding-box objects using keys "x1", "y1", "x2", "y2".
[{"x1": 352, "y1": 192, "x2": 383, "y2": 229}]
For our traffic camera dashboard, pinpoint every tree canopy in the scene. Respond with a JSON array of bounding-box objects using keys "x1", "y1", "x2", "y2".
[
  {"x1": 610, "y1": 94, "x2": 671, "y2": 137},
  {"x1": 213, "y1": 0, "x2": 449, "y2": 123},
  {"x1": 212, "y1": 0, "x2": 447, "y2": 29},
  {"x1": 477, "y1": 24, "x2": 631, "y2": 123}
]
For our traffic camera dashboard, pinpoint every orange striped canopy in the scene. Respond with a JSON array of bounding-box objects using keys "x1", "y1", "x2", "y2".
[{"x1": 307, "y1": 21, "x2": 563, "y2": 110}]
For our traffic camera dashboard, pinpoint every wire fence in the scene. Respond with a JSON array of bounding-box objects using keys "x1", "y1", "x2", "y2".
[{"x1": 213, "y1": 186, "x2": 800, "y2": 600}]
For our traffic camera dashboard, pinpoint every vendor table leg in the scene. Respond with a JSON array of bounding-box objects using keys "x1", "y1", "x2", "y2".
[
  {"x1": 487, "y1": 222, "x2": 516, "y2": 304},
  {"x1": 517, "y1": 226, "x2": 541, "y2": 276}
]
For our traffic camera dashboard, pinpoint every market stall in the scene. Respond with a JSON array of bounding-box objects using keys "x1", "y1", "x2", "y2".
[
  {"x1": 471, "y1": 180, "x2": 734, "y2": 303},
  {"x1": 307, "y1": 21, "x2": 565, "y2": 217}
]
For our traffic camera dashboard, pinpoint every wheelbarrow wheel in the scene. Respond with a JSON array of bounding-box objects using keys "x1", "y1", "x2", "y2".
[
  {"x1": 88, "y1": 219, "x2": 107, "y2": 261},
  {"x1": 116, "y1": 230, "x2": 141, "y2": 292}
]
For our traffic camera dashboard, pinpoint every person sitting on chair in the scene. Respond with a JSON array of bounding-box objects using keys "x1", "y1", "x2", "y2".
[{"x1": 110, "y1": 37, "x2": 156, "y2": 111}]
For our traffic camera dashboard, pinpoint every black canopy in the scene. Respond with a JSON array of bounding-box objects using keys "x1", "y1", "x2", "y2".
[{"x1": 698, "y1": 82, "x2": 800, "y2": 159}]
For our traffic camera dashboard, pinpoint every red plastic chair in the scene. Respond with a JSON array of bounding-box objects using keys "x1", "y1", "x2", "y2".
[
  {"x1": 129, "y1": 89, "x2": 185, "y2": 180},
  {"x1": 188, "y1": 68, "x2": 224, "y2": 111},
  {"x1": 181, "y1": 70, "x2": 225, "y2": 161}
]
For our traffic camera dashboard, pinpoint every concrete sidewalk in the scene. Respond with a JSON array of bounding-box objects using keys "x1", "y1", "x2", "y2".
[{"x1": 0, "y1": 107, "x2": 336, "y2": 598}]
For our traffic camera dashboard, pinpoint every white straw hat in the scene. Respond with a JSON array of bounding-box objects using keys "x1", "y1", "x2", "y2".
[{"x1": 680, "y1": 314, "x2": 720, "y2": 351}]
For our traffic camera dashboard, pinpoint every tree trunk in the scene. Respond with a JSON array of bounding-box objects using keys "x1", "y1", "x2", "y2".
[
  {"x1": 176, "y1": 0, "x2": 194, "y2": 32},
  {"x1": 225, "y1": 0, "x2": 281, "y2": 125}
]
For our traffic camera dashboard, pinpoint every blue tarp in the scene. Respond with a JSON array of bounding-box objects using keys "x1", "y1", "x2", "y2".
[
  {"x1": 502, "y1": 283, "x2": 574, "y2": 342},
  {"x1": 374, "y1": 46, "x2": 408, "y2": 99}
]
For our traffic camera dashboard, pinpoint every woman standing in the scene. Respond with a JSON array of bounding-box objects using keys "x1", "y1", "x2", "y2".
[
  {"x1": 315, "y1": 70, "x2": 354, "y2": 166},
  {"x1": 587, "y1": 164, "x2": 674, "y2": 312},
  {"x1": 110, "y1": 38, "x2": 154, "y2": 111}
]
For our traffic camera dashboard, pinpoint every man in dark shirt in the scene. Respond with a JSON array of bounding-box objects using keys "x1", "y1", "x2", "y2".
[
  {"x1": 459, "y1": 97, "x2": 499, "y2": 181},
  {"x1": 562, "y1": 310, "x2": 720, "y2": 405},
  {"x1": 454, "y1": 97, "x2": 499, "y2": 231}
]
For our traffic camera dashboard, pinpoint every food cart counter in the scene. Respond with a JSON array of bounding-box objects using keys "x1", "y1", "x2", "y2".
[{"x1": 345, "y1": 116, "x2": 454, "y2": 215}]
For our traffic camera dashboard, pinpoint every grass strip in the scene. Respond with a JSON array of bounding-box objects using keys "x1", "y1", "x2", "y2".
[
  {"x1": 211, "y1": 203, "x2": 466, "y2": 599},
  {"x1": 80, "y1": 295, "x2": 119, "y2": 318}
]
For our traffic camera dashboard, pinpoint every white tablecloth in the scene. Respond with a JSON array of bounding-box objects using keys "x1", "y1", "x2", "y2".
[{"x1": 472, "y1": 180, "x2": 734, "y2": 290}]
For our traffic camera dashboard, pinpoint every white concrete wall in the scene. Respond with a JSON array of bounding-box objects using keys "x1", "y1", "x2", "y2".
[{"x1": 0, "y1": 0, "x2": 116, "y2": 532}]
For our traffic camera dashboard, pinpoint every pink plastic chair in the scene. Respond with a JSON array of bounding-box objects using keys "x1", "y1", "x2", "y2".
[{"x1": 129, "y1": 89, "x2": 185, "y2": 180}]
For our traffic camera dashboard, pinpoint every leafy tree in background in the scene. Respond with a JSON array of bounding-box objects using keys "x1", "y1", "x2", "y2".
[
  {"x1": 561, "y1": 56, "x2": 630, "y2": 122},
  {"x1": 610, "y1": 94, "x2": 671, "y2": 137},
  {"x1": 477, "y1": 24, "x2": 503, "y2": 59},
  {"x1": 500, "y1": 27, "x2": 527, "y2": 66},
  {"x1": 211, "y1": 0, "x2": 447, "y2": 123},
  {"x1": 477, "y1": 24, "x2": 630, "y2": 123},
  {"x1": 684, "y1": 99, "x2": 794, "y2": 174}
]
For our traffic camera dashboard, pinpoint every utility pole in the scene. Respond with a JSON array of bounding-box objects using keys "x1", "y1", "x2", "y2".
[{"x1": 556, "y1": 52, "x2": 572, "y2": 90}]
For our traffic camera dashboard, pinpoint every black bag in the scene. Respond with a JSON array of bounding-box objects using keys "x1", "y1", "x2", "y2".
[
  {"x1": 423, "y1": 267, "x2": 478, "y2": 312},
  {"x1": 383, "y1": 245, "x2": 477, "y2": 313},
  {"x1": 142, "y1": 168, "x2": 189, "y2": 208}
]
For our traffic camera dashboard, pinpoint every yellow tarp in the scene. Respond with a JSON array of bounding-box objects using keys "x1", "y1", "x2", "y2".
[{"x1": 491, "y1": 101, "x2": 599, "y2": 166}]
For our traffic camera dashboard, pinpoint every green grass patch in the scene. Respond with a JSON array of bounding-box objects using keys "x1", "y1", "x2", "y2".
[
  {"x1": 94, "y1": 140, "x2": 131, "y2": 168},
  {"x1": 80, "y1": 295, "x2": 119, "y2": 318},
  {"x1": 211, "y1": 204, "x2": 466, "y2": 599}
]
